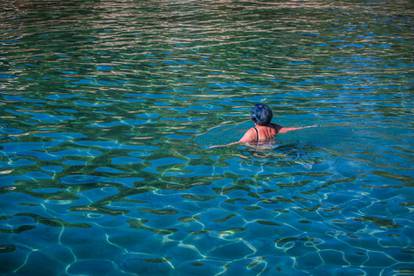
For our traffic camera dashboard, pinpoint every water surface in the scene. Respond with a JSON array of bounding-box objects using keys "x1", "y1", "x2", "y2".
[{"x1": 1, "y1": 0, "x2": 413, "y2": 275}]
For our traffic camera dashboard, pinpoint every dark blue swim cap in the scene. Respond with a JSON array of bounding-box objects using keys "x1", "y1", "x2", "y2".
[{"x1": 250, "y1": 103, "x2": 273, "y2": 125}]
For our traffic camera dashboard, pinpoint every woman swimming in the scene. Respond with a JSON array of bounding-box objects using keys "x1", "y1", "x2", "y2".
[{"x1": 210, "y1": 103, "x2": 316, "y2": 148}]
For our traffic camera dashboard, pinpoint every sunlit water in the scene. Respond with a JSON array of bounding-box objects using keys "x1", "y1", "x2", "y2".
[{"x1": 1, "y1": 0, "x2": 413, "y2": 275}]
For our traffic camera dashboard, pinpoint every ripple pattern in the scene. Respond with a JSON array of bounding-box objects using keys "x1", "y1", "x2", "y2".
[{"x1": 1, "y1": 0, "x2": 414, "y2": 275}]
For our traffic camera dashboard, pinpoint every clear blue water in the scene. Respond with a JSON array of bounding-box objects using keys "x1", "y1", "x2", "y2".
[{"x1": 1, "y1": 0, "x2": 414, "y2": 275}]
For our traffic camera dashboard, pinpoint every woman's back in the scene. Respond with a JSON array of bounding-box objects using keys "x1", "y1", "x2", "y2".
[{"x1": 240, "y1": 123, "x2": 281, "y2": 144}]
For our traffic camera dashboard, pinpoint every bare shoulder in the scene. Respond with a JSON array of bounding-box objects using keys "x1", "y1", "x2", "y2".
[
  {"x1": 239, "y1": 127, "x2": 256, "y2": 143},
  {"x1": 270, "y1": 123, "x2": 282, "y2": 132},
  {"x1": 244, "y1": 127, "x2": 257, "y2": 137}
]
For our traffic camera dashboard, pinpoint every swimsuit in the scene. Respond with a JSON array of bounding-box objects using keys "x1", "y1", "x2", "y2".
[
  {"x1": 253, "y1": 127, "x2": 259, "y2": 143},
  {"x1": 253, "y1": 125, "x2": 277, "y2": 144}
]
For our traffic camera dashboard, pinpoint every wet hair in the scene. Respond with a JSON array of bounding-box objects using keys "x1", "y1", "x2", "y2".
[{"x1": 250, "y1": 103, "x2": 273, "y2": 125}]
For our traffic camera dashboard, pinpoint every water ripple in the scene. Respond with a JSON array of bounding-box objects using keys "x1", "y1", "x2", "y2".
[{"x1": 1, "y1": 0, "x2": 414, "y2": 274}]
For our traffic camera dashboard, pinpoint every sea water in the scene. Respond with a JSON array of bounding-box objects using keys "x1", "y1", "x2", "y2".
[{"x1": 0, "y1": 1, "x2": 413, "y2": 275}]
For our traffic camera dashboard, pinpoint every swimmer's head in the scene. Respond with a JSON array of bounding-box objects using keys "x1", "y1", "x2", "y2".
[{"x1": 250, "y1": 103, "x2": 273, "y2": 125}]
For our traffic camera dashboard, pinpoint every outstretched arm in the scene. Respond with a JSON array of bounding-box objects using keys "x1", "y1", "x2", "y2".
[
  {"x1": 208, "y1": 141, "x2": 241, "y2": 149},
  {"x1": 279, "y1": 125, "x2": 317, "y2": 134}
]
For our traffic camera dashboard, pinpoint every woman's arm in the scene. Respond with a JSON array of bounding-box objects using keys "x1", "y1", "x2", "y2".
[
  {"x1": 239, "y1": 128, "x2": 256, "y2": 143},
  {"x1": 208, "y1": 141, "x2": 241, "y2": 149},
  {"x1": 279, "y1": 125, "x2": 317, "y2": 134}
]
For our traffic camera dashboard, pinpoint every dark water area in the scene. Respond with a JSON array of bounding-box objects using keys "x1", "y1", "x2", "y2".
[{"x1": 1, "y1": 0, "x2": 413, "y2": 275}]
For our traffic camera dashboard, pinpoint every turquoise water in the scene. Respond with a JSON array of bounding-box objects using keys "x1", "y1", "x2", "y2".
[{"x1": 1, "y1": 0, "x2": 414, "y2": 275}]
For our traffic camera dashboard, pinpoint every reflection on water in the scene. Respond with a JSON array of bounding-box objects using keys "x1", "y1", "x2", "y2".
[{"x1": 1, "y1": 0, "x2": 414, "y2": 275}]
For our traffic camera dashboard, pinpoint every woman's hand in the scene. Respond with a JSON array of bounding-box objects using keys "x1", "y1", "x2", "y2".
[
  {"x1": 279, "y1": 124, "x2": 318, "y2": 134},
  {"x1": 303, "y1": 124, "x2": 318, "y2": 129}
]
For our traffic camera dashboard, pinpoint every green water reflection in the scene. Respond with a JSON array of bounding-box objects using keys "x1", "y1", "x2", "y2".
[{"x1": 1, "y1": 0, "x2": 413, "y2": 275}]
